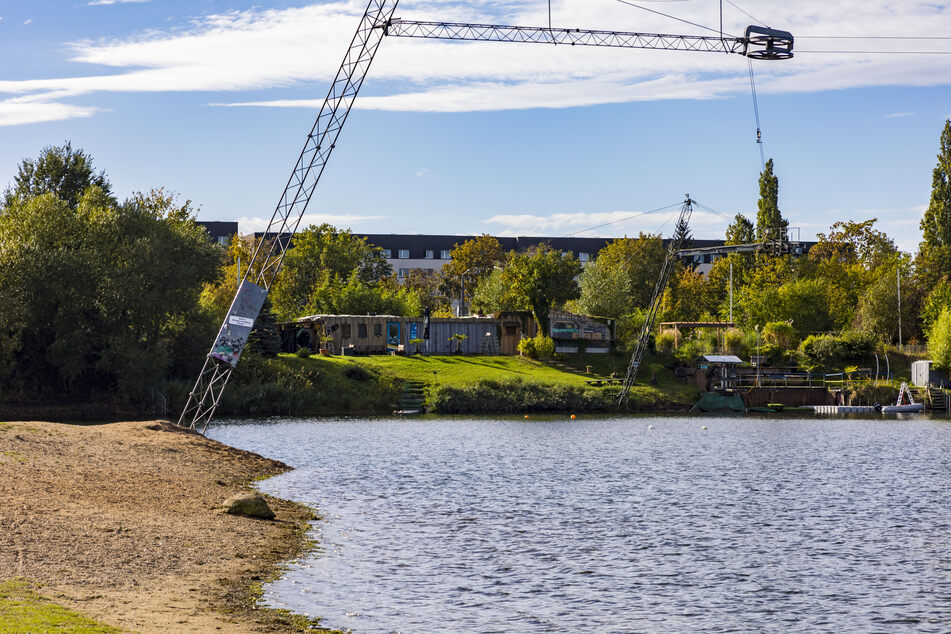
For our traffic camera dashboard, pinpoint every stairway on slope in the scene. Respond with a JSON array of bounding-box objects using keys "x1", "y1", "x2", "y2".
[{"x1": 397, "y1": 380, "x2": 426, "y2": 414}]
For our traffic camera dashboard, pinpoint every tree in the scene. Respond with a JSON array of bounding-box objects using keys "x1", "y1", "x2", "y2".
[
  {"x1": 501, "y1": 244, "x2": 582, "y2": 335},
  {"x1": 917, "y1": 120, "x2": 951, "y2": 287},
  {"x1": 725, "y1": 213, "x2": 755, "y2": 245},
  {"x1": 304, "y1": 272, "x2": 421, "y2": 317},
  {"x1": 756, "y1": 158, "x2": 787, "y2": 241},
  {"x1": 851, "y1": 266, "x2": 900, "y2": 344},
  {"x1": 269, "y1": 224, "x2": 391, "y2": 320},
  {"x1": 586, "y1": 234, "x2": 666, "y2": 310},
  {"x1": 470, "y1": 267, "x2": 525, "y2": 314},
  {"x1": 3, "y1": 142, "x2": 114, "y2": 209},
  {"x1": 673, "y1": 214, "x2": 693, "y2": 250},
  {"x1": 439, "y1": 234, "x2": 505, "y2": 299},
  {"x1": 400, "y1": 268, "x2": 448, "y2": 314},
  {"x1": 811, "y1": 219, "x2": 897, "y2": 270},
  {"x1": 659, "y1": 267, "x2": 715, "y2": 322},
  {"x1": 930, "y1": 307, "x2": 951, "y2": 372},
  {"x1": 922, "y1": 279, "x2": 951, "y2": 333},
  {"x1": 921, "y1": 120, "x2": 951, "y2": 249},
  {"x1": 572, "y1": 258, "x2": 632, "y2": 318},
  {"x1": 0, "y1": 185, "x2": 219, "y2": 399}
]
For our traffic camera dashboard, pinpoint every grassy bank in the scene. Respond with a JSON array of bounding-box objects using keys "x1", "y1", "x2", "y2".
[
  {"x1": 1, "y1": 352, "x2": 697, "y2": 420},
  {"x1": 275, "y1": 352, "x2": 697, "y2": 415}
]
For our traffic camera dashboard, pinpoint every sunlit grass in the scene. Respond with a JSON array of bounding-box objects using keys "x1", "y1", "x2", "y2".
[{"x1": 0, "y1": 580, "x2": 120, "y2": 634}]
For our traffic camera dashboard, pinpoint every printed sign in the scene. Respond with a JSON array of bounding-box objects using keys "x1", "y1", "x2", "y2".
[{"x1": 210, "y1": 281, "x2": 268, "y2": 367}]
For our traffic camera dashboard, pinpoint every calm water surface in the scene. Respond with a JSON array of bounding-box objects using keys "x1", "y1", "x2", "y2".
[{"x1": 208, "y1": 415, "x2": 951, "y2": 632}]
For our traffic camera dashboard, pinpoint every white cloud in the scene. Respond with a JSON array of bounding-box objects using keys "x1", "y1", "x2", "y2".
[
  {"x1": 883, "y1": 112, "x2": 915, "y2": 119},
  {"x1": 0, "y1": 99, "x2": 99, "y2": 127},
  {"x1": 483, "y1": 208, "x2": 727, "y2": 237},
  {"x1": 237, "y1": 213, "x2": 386, "y2": 234},
  {"x1": 415, "y1": 168, "x2": 432, "y2": 177},
  {"x1": 3, "y1": 1, "x2": 951, "y2": 124},
  {"x1": 89, "y1": 0, "x2": 151, "y2": 5},
  {"x1": 22, "y1": 18, "x2": 32, "y2": 25}
]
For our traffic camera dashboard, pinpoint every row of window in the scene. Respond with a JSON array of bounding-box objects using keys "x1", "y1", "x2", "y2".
[
  {"x1": 382, "y1": 249, "x2": 594, "y2": 262},
  {"x1": 381, "y1": 249, "x2": 453, "y2": 260},
  {"x1": 397, "y1": 267, "x2": 437, "y2": 278}
]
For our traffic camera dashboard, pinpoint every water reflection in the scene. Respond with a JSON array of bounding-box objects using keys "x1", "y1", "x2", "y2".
[{"x1": 209, "y1": 416, "x2": 951, "y2": 633}]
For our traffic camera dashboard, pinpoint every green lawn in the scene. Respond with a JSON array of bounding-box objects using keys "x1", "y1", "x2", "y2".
[
  {"x1": 278, "y1": 352, "x2": 697, "y2": 402},
  {"x1": 282, "y1": 353, "x2": 605, "y2": 388},
  {"x1": 0, "y1": 580, "x2": 119, "y2": 634}
]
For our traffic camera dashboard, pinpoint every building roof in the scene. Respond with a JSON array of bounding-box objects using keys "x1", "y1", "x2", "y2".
[{"x1": 698, "y1": 355, "x2": 744, "y2": 364}]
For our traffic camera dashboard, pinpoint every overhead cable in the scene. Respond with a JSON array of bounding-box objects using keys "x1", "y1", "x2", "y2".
[
  {"x1": 614, "y1": 0, "x2": 730, "y2": 36},
  {"x1": 564, "y1": 201, "x2": 683, "y2": 236}
]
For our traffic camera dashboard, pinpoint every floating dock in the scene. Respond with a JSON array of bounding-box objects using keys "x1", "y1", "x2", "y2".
[{"x1": 813, "y1": 405, "x2": 878, "y2": 414}]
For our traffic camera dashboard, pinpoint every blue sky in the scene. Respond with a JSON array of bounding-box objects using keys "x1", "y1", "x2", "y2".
[{"x1": 2, "y1": 1, "x2": 951, "y2": 251}]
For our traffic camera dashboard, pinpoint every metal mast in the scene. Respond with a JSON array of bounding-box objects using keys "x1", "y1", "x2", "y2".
[
  {"x1": 618, "y1": 196, "x2": 694, "y2": 404},
  {"x1": 178, "y1": 0, "x2": 399, "y2": 432}
]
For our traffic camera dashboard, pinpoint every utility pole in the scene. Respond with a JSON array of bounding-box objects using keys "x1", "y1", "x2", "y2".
[{"x1": 897, "y1": 267, "x2": 902, "y2": 349}]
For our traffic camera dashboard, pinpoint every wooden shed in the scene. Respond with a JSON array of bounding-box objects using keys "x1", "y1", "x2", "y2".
[
  {"x1": 497, "y1": 311, "x2": 538, "y2": 355},
  {"x1": 284, "y1": 314, "x2": 405, "y2": 354}
]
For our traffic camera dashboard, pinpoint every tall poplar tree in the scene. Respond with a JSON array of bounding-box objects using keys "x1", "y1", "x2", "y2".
[
  {"x1": 921, "y1": 120, "x2": 951, "y2": 248},
  {"x1": 918, "y1": 120, "x2": 951, "y2": 288},
  {"x1": 755, "y1": 158, "x2": 787, "y2": 241}
]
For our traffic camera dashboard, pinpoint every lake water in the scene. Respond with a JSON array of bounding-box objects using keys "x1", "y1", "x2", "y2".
[{"x1": 208, "y1": 415, "x2": 951, "y2": 633}]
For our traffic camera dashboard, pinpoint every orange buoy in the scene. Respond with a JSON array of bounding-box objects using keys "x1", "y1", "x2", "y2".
[{"x1": 570, "y1": 414, "x2": 576, "y2": 420}]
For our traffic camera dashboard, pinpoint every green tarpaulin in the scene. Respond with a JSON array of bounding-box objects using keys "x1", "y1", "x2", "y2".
[{"x1": 690, "y1": 392, "x2": 746, "y2": 413}]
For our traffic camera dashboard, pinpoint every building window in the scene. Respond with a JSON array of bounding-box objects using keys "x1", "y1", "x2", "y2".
[
  {"x1": 217, "y1": 236, "x2": 230, "y2": 245},
  {"x1": 342, "y1": 323, "x2": 352, "y2": 339},
  {"x1": 358, "y1": 323, "x2": 367, "y2": 338},
  {"x1": 398, "y1": 249, "x2": 410, "y2": 259},
  {"x1": 398, "y1": 268, "x2": 410, "y2": 278},
  {"x1": 425, "y1": 249, "x2": 434, "y2": 259},
  {"x1": 374, "y1": 323, "x2": 383, "y2": 337},
  {"x1": 441, "y1": 249, "x2": 452, "y2": 259},
  {"x1": 382, "y1": 249, "x2": 392, "y2": 259},
  {"x1": 579, "y1": 252, "x2": 590, "y2": 262}
]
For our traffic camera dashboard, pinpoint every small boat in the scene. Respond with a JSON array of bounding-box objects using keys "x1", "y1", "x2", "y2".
[{"x1": 879, "y1": 383, "x2": 924, "y2": 414}]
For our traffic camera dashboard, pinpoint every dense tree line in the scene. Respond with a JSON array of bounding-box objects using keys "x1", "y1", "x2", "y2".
[
  {"x1": 6, "y1": 119, "x2": 951, "y2": 406},
  {"x1": 0, "y1": 144, "x2": 219, "y2": 403}
]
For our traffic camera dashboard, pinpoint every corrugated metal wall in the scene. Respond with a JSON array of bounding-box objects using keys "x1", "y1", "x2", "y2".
[{"x1": 422, "y1": 320, "x2": 500, "y2": 354}]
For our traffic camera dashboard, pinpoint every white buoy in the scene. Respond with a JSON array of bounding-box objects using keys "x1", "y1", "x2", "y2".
[
  {"x1": 648, "y1": 425, "x2": 654, "y2": 430},
  {"x1": 701, "y1": 425, "x2": 708, "y2": 431}
]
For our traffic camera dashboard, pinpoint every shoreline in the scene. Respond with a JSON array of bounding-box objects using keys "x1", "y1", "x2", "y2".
[{"x1": 0, "y1": 419, "x2": 333, "y2": 633}]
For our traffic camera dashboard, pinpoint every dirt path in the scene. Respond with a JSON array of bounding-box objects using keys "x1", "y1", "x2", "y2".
[{"x1": 0, "y1": 420, "x2": 323, "y2": 632}]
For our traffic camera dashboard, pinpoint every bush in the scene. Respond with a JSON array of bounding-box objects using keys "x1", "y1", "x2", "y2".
[
  {"x1": 722, "y1": 328, "x2": 749, "y2": 357},
  {"x1": 799, "y1": 330, "x2": 877, "y2": 371},
  {"x1": 295, "y1": 346, "x2": 311, "y2": 359},
  {"x1": 763, "y1": 321, "x2": 797, "y2": 350},
  {"x1": 929, "y1": 307, "x2": 951, "y2": 372},
  {"x1": 534, "y1": 333, "x2": 555, "y2": 361},
  {"x1": 517, "y1": 335, "x2": 537, "y2": 358},
  {"x1": 431, "y1": 379, "x2": 613, "y2": 414},
  {"x1": 655, "y1": 331, "x2": 676, "y2": 354}
]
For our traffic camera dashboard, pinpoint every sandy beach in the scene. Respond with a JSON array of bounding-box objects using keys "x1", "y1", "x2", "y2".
[{"x1": 0, "y1": 419, "x2": 323, "y2": 632}]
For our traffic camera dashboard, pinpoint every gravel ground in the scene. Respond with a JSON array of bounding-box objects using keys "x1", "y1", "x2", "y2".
[{"x1": 0, "y1": 419, "x2": 319, "y2": 632}]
